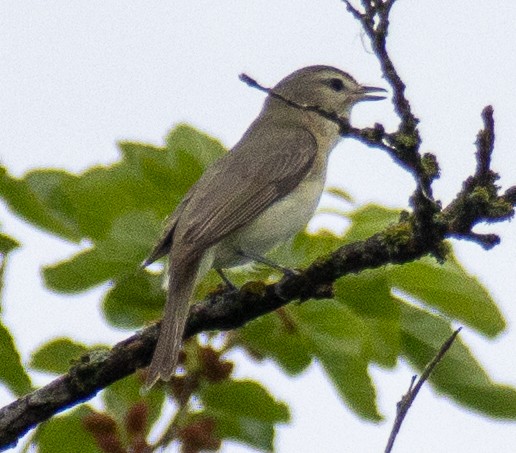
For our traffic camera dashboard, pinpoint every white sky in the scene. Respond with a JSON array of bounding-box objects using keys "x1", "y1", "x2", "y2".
[{"x1": 1, "y1": 1, "x2": 516, "y2": 452}]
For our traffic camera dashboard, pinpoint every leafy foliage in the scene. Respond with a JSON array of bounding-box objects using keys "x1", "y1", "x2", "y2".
[
  {"x1": 30, "y1": 338, "x2": 91, "y2": 375},
  {"x1": 0, "y1": 322, "x2": 32, "y2": 396},
  {"x1": 0, "y1": 229, "x2": 32, "y2": 396},
  {"x1": 35, "y1": 406, "x2": 97, "y2": 453},
  {"x1": 0, "y1": 124, "x2": 514, "y2": 452},
  {"x1": 198, "y1": 380, "x2": 290, "y2": 450}
]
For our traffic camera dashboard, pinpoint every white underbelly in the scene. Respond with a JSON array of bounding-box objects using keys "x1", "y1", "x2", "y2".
[{"x1": 211, "y1": 171, "x2": 326, "y2": 269}]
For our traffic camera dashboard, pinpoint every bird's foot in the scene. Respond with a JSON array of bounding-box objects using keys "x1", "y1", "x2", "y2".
[
  {"x1": 215, "y1": 268, "x2": 238, "y2": 292},
  {"x1": 237, "y1": 249, "x2": 299, "y2": 277}
]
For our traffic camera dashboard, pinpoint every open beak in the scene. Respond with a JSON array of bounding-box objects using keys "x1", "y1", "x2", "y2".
[{"x1": 357, "y1": 85, "x2": 388, "y2": 101}]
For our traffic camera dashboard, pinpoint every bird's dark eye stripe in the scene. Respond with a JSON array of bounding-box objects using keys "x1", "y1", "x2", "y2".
[{"x1": 328, "y1": 78, "x2": 345, "y2": 91}]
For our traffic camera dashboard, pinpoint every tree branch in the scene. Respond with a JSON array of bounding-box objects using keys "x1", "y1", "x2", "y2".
[
  {"x1": 384, "y1": 328, "x2": 462, "y2": 453},
  {"x1": 344, "y1": 0, "x2": 416, "y2": 132}
]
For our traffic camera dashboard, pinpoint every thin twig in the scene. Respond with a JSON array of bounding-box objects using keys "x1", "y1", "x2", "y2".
[
  {"x1": 352, "y1": 0, "x2": 418, "y2": 133},
  {"x1": 239, "y1": 73, "x2": 352, "y2": 132},
  {"x1": 444, "y1": 106, "x2": 513, "y2": 247},
  {"x1": 340, "y1": 0, "x2": 439, "y2": 210},
  {"x1": 239, "y1": 74, "x2": 399, "y2": 158},
  {"x1": 475, "y1": 105, "x2": 495, "y2": 180},
  {"x1": 342, "y1": 0, "x2": 363, "y2": 21},
  {"x1": 384, "y1": 327, "x2": 462, "y2": 453}
]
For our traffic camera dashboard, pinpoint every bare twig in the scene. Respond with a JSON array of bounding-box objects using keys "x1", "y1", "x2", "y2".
[
  {"x1": 239, "y1": 73, "x2": 353, "y2": 133},
  {"x1": 341, "y1": 0, "x2": 439, "y2": 213},
  {"x1": 344, "y1": 1, "x2": 416, "y2": 131},
  {"x1": 475, "y1": 105, "x2": 495, "y2": 180},
  {"x1": 384, "y1": 328, "x2": 462, "y2": 453},
  {"x1": 444, "y1": 107, "x2": 513, "y2": 247},
  {"x1": 342, "y1": 0, "x2": 363, "y2": 21}
]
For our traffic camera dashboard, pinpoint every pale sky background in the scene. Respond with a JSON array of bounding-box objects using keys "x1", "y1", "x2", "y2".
[{"x1": 1, "y1": 1, "x2": 516, "y2": 452}]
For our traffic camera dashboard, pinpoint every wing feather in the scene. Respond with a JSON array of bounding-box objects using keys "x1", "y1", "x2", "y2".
[{"x1": 175, "y1": 126, "x2": 318, "y2": 252}]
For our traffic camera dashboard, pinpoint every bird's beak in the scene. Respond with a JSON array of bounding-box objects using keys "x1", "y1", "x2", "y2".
[{"x1": 357, "y1": 85, "x2": 388, "y2": 101}]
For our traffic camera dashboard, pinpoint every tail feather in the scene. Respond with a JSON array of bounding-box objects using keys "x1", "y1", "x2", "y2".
[{"x1": 144, "y1": 259, "x2": 199, "y2": 390}]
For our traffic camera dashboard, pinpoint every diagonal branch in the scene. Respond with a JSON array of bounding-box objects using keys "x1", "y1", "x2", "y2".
[
  {"x1": 344, "y1": 0, "x2": 416, "y2": 132},
  {"x1": 342, "y1": 0, "x2": 437, "y2": 214},
  {"x1": 384, "y1": 328, "x2": 462, "y2": 453}
]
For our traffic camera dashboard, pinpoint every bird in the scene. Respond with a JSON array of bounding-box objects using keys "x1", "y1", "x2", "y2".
[{"x1": 143, "y1": 65, "x2": 386, "y2": 389}]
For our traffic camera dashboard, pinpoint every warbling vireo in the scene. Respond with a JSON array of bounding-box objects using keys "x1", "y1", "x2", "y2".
[{"x1": 143, "y1": 65, "x2": 386, "y2": 389}]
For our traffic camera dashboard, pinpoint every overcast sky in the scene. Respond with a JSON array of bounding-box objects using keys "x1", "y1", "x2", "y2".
[{"x1": 1, "y1": 1, "x2": 516, "y2": 452}]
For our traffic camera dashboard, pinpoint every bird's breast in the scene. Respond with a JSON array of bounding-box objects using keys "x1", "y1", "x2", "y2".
[{"x1": 212, "y1": 152, "x2": 328, "y2": 269}]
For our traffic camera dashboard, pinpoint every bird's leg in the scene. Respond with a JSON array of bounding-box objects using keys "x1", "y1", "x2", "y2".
[
  {"x1": 215, "y1": 268, "x2": 238, "y2": 291},
  {"x1": 237, "y1": 249, "x2": 299, "y2": 277}
]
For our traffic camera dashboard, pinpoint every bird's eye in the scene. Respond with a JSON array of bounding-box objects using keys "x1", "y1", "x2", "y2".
[{"x1": 328, "y1": 78, "x2": 345, "y2": 92}]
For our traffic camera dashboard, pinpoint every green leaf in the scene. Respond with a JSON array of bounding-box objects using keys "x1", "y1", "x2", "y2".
[
  {"x1": 29, "y1": 338, "x2": 90, "y2": 374},
  {"x1": 199, "y1": 380, "x2": 289, "y2": 451},
  {"x1": 0, "y1": 228, "x2": 29, "y2": 395},
  {"x1": 0, "y1": 321, "x2": 32, "y2": 395},
  {"x1": 400, "y1": 301, "x2": 516, "y2": 418},
  {"x1": 103, "y1": 271, "x2": 165, "y2": 329},
  {"x1": 318, "y1": 353, "x2": 380, "y2": 421},
  {"x1": 344, "y1": 204, "x2": 400, "y2": 242},
  {"x1": 342, "y1": 204, "x2": 504, "y2": 336},
  {"x1": 388, "y1": 255, "x2": 504, "y2": 337},
  {"x1": 103, "y1": 373, "x2": 165, "y2": 427},
  {"x1": 442, "y1": 384, "x2": 516, "y2": 419},
  {"x1": 335, "y1": 273, "x2": 401, "y2": 368},
  {"x1": 294, "y1": 299, "x2": 382, "y2": 421},
  {"x1": 0, "y1": 229, "x2": 20, "y2": 308},
  {"x1": 34, "y1": 406, "x2": 97, "y2": 453},
  {"x1": 43, "y1": 210, "x2": 161, "y2": 292},
  {"x1": 296, "y1": 299, "x2": 370, "y2": 359},
  {"x1": 0, "y1": 168, "x2": 83, "y2": 241},
  {"x1": 240, "y1": 292, "x2": 386, "y2": 421},
  {"x1": 238, "y1": 307, "x2": 313, "y2": 375},
  {"x1": 270, "y1": 230, "x2": 342, "y2": 269},
  {"x1": 165, "y1": 123, "x2": 227, "y2": 169},
  {"x1": 0, "y1": 232, "x2": 19, "y2": 255}
]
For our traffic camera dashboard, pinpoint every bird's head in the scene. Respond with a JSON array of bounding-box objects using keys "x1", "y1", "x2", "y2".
[{"x1": 271, "y1": 65, "x2": 386, "y2": 119}]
